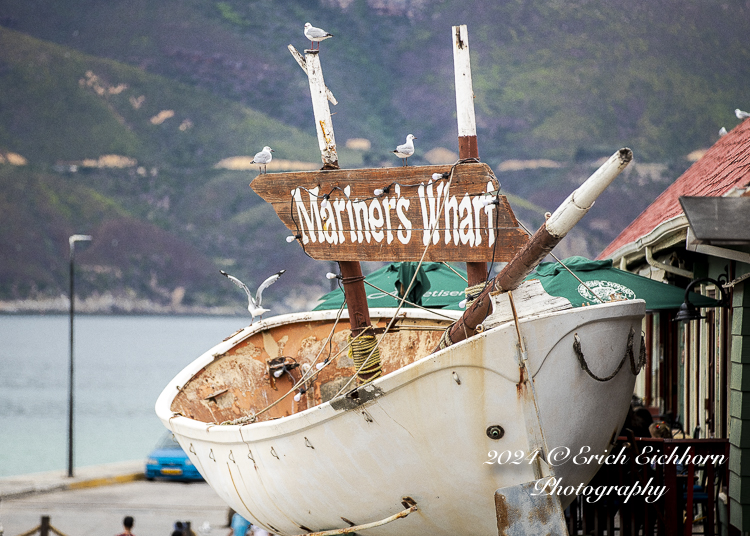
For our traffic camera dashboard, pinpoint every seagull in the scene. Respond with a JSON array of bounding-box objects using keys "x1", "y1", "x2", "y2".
[
  {"x1": 252, "y1": 146, "x2": 273, "y2": 174},
  {"x1": 304, "y1": 23, "x2": 333, "y2": 50},
  {"x1": 719, "y1": 127, "x2": 728, "y2": 137},
  {"x1": 221, "y1": 269, "x2": 285, "y2": 323},
  {"x1": 393, "y1": 134, "x2": 416, "y2": 166},
  {"x1": 736, "y1": 109, "x2": 750, "y2": 119}
]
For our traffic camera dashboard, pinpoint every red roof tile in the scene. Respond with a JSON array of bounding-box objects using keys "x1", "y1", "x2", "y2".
[{"x1": 598, "y1": 118, "x2": 750, "y2": 259}]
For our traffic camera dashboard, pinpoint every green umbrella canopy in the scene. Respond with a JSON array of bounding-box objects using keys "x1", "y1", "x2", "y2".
[
  {"x1": 313, "y1": 262, "x2": 468, "y2": 311},
  {"x1": 525, "y1": 256, "x2": 720, "y2": 311}
]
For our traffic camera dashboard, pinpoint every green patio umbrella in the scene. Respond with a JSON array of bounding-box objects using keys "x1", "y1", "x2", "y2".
[
  {"x1": 525, "y1": 256, "x2": 720, "y2": 311},
  {"x1": 313, "y1": 262, "x2": 468, "y2": 311}
]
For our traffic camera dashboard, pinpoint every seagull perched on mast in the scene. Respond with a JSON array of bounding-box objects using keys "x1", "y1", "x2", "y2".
[
  {"x1": 392, "y1": 134, "x2": 416, "y2": 166},
  {"x1": 252, "y1": 146, "x2": 273, "y2": 174},
  {"x1": 221, "y1": 269, "x2": 285, "y2": 324},
  {"x1": 304, "y1": 23, "x2": 333, "y2": 50}
]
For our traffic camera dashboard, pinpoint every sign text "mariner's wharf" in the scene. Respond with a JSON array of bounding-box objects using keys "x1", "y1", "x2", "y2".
[{"x1": 251, "y1": 163, "x2": 529, "y2": 262}]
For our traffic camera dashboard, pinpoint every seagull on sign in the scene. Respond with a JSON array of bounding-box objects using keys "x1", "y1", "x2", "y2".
[
  {"x1": 252, "y1": 146, "x2": 273, "y2": 174},
  {"x1": 736, "y1": 109, "x2": 750, "y2": 119},
  {"x1": 393, "y1": 134, "x2": 416, "y2": 166},
  {"x1": 221, "y1": 269, "x2": 285, "y2": 324},
  {"x1": 304, "y1": 23, "x2": 333, "y2": 50}
]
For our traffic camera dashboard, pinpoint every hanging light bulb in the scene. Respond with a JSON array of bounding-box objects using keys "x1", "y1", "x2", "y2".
[
  {"x1": 320, "y1": 194, "x2": 330, "y2": 209},
  {"x1": 273, "y1": 368, "x2": 284, "y2": 378},
  {"x1": 326, "y1": 272, "x2": 339, "y2": 280},
  {"x1": 293, "y1": 392, "x2": 302, "y2": 402},
  {"x1": 432, "y1": 173, "x2": 442, "y2": 180},
  {"x1": 459, "y1": 299, "x2": 467, "y2": 308},
  {"x1": 373, "y1": 188, "x2": 384, "y2": 196},
  {"x1": 286, "y1": 235, "x2": 298, "y2": 243}
]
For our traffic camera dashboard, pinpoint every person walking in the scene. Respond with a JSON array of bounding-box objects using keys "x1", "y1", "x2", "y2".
[
  {"x1": 227, "y1": 513, "x2": 251, "y2": 536},
  {"x1": 117, "y1": 516, "x2": 135, "y2": 536}
]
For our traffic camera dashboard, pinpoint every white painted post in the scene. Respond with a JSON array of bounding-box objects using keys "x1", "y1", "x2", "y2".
[
  {"x1": 452, "y1": 24, "x2": 478, "y2": 159},
  {"x1": 453, "y1": 25, "x2": 484, "y2": 285},
  {"x1": 304, "y1": 50, "x2": 339, "y2": 169}
]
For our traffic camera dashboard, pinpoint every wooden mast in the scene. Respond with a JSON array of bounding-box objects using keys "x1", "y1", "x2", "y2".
[
  {"x1": 438, "y1": 148, "x2": 633, "y2": 351},
  {"x1": 293, "y1": 46, "x2": 372, "y2": 347},
  {"x1": 452, "y1": 25, "x2": 486, "y2": 285}
]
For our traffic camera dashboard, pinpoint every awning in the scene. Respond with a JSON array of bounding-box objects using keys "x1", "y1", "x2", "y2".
[
  {"x1": 313, "y1": 262, "x2": 467, "y2": 310},
  {"x1": 526, "y1": 256, "x2": 720, "y2": 311}
]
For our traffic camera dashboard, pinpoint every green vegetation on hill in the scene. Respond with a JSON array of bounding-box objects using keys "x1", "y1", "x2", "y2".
[{"x1": 0, "y1": 0, "x2": 748, "y2": 310}]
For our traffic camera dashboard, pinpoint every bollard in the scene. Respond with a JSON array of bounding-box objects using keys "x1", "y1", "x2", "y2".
[{"x1": 40, "y1": 517, "x2": 50, "y2": 536}]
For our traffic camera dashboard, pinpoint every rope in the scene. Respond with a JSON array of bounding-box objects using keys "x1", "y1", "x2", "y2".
[
  {"x1": 334, "y1": 161, "x2": 463, "y2": 397},
  {"x1": 440, "y1": 262, "x2": 468, "y2": 283},
  {"x1": 572, "y1": 327, "x2": 644, "y2": 382},
  {"x1": 362, "y1": 281, "x2": 458, "y2": 320},
  {"x1": 50, "y1": 526, "x2": 72, "y2": 536},
  {"x1": 13, "y1": 523, "x2": 73, "y2": 536},
  {"x1": 15, "y1": 526, "x2": 43, "y2": 536},
  {"x1": 464, "y1": 282, "x2": 486, "y2": 308},
  {"x1": 515, "y1": 219, "x2": 605, "y2": 305},
  {"x1": 436, "y1": 328, "x2": 453, "y2": 350},
  {"x1": 222, "y1": 300, "x2": 350, "y2": 425},
  {"x1": 291, "y1": 503, "x2": 418, "y2": 536},
  {"x1": 349, "y1": 334, "x2": 382, "y2": 383}
]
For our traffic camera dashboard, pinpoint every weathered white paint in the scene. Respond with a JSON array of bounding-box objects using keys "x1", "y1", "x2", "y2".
[
  {"x1": 452, "y1": 25, "x2": 477, "y2": 138},
  {"x1": 288, "y1": 45, "x2": 337, "y2": 106},
  {"x1": 304, "y1": 51, "x2": 338, "y2": 166},
  {"x1": 546, "y1": 148, "x2": 633, "y2": 238},
  {"x1": 156, "y1": 296, "x2": 644, "y2": 536}
]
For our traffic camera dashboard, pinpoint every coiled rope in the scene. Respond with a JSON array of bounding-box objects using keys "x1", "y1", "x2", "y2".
[
  {"x1": 464, "y1": 282, "x2": 486, "y2": 308},
  {"x1": 349, "y1": 334, "x2": 382, "y2": 383}
]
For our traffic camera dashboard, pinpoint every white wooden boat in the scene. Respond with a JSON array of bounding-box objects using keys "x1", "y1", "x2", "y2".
[
  {"x1": 155, "y1": 284, "x2": 643, "y2": 536},
  {"x1": 156, "y1": 25, "x2": 644, "y2": 535}
]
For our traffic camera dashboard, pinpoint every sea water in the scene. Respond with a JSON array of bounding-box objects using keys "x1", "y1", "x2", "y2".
[{"x1": 0, "y1": 315, "x2": 247, "y2": 477}]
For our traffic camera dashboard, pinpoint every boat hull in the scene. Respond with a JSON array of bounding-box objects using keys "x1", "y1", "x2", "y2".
[{"x1": 156, "y1": 300, "x2": 644, "y2": 536}]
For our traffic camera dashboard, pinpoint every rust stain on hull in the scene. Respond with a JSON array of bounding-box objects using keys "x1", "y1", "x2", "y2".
[{"x1": 170, "y1": 317, "x2": 450, "y2": 424}]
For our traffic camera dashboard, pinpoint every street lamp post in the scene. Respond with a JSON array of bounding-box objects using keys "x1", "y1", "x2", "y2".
[{"x1": 68, "y1": 234, "x2": 91, "y2": 478}]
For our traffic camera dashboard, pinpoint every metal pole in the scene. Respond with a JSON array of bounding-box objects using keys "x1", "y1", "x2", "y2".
[
  {"x1": 68, "y1": 243, "x2": 74, "y2": 477},
  {"x1": 68, "y1": 234, "x2": 91, "y2": 478}
]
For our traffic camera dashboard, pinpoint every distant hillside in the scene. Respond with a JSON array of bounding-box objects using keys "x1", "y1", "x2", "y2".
[
  {"x1": 0, "y1": 28, "x2": 363, "y2": 169},
  {"x1": 2, "y1": 0, "x2": 747, "y2": 164},
  {"x1": 1, "y1": 0, "x2": 749, "y2": 311}
]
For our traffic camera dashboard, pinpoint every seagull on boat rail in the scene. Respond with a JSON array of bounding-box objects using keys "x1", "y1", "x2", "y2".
[
  {"x1": 221, "y1": 269, "x2": 285, "y2": 323},
  {"x1": 304, "y1": 23, "x2": 333, "y2": 50},
  {"x1": 252, "y1": 146, "x2": 274, "y2": 174},
  {"x1": 393, "y1": 134, "x2": 416, "y2": 166}
]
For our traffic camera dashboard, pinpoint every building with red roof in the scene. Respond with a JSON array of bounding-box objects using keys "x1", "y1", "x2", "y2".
[
  {"x1": 599, "y1": 119, "x2": 750, "y2": 265},
  {"x1": 598, "y1": 118, "x2": 750, "y2": 532}
]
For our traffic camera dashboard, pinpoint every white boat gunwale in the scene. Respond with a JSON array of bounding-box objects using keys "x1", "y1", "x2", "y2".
[{"x1": 156, "y1": 299, "x2": 645, "y2": 445}]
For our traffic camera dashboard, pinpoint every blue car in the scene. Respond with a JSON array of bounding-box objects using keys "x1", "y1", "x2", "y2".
[{"x1": 145, "y1": 432, "x2": 203, "y2": 481}]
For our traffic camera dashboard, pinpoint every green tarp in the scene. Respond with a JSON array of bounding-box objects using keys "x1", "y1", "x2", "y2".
[
  {"x1": 314, "y1": 257, "x2": 720, "y2": 312},
  {"x1": 525, "y1": 256, "x2": 720, "y2": 311},
  {"x1": 313, "y1": 262, "x2": 467, "y2": 310}
]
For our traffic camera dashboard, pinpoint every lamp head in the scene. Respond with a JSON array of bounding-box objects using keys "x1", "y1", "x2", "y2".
[{"x1": 674, "y1": 301, "x2": 704, "y2": 323}]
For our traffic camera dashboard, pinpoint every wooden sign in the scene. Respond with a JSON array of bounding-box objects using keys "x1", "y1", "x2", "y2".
[{"x1": 251, "y1": 162, "x2": 529, "y2": 262}]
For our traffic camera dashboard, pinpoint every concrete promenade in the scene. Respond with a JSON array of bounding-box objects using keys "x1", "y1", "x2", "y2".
[
  {"x1": 0, "y1": 460, "x2": 145, "y2": 500},
  {"x1": 0, "y1": 462, "x2": 230, "y2": 536}
]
